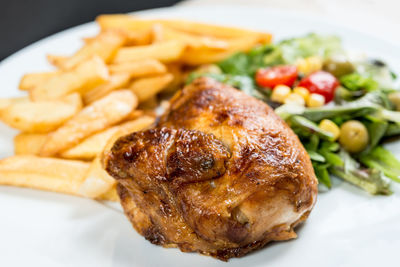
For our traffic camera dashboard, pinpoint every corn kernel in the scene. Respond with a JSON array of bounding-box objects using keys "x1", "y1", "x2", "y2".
[
  {"x1": 296, "y1": 56, "x2": 323, "y2": 75},
  {"x1": 271, "y1": 85, "x2": 291, "y2": 103},
  {"x1": 319, "y1": 119, "x2": 340, "y2": 141},
  {"x1": 293, "y1": 87, "x2": 310, "y2": 101},
  {"x1": 284, "y1": 93, "x2": 305, "y2": 106},
  {"x1": 307, "y1": 93, "x2": 325, "y2": 107}
]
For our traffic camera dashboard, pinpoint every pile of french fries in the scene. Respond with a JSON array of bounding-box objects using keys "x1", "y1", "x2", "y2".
[{"x1": 0, "y1": 14, "x2": 271, "y2": 202}]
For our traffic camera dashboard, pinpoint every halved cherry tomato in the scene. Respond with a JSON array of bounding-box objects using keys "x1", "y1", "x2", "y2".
[
  {"x1": 298, "y1": 71, "x2": 339, "y2": 103},
  {"x1": 255, "y1": 65, "x2": 298, "y2": 88}
]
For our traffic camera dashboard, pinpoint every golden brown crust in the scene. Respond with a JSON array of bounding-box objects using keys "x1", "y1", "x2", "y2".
[{"x1": 105, "y1": 77, "x2": 318, "y2": 260}]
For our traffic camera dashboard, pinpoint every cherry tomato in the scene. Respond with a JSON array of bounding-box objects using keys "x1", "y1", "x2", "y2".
[
  {"x1": 255, "y1": 65, "x2": 298, "y2": 88},
  {"x1": 299, "y1": 71, "x2": 339, "y2": 102}
]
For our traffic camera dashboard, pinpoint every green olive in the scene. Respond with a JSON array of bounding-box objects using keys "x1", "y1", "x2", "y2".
[
  {"x1": 323, "y1": 55, "x2": 355, "y2": 78},
  {"x1": 388, "y1": 92, "x2": 400, "y2": 111},
  {"x1": 339, "y1": 120, "x2": 369, "y2": 153}
]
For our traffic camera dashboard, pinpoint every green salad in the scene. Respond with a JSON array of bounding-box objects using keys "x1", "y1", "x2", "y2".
[{"x1": 186, "y1": 34, "x2": 400, "y2": 195}]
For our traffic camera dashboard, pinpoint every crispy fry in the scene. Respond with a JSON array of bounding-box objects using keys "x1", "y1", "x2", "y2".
[
  {"x1": 30, "y1": 56, "x2": 109, "y2": 101},
  {"x1": 162, "y1": 27, "x2": 228, "y2": 50},
  {"x1": 0, "y1": 155, "x2": 90, "y2": 196},
  {"x1": 97, "y1": 14, "x2": 154, "y2": 31},
  {"x1": 151, "y1": 23, "x2": 164, "y2": 43},
  {"x1": 60, "y1": 126, "x2": 120, "y2": 160},
  {"x1": 130, "y1": 73, "x2": 173, "y2": 102},
  {"x1": 46, "y1": 55, "x2": 68, "y2": 68},
  {"x1": 78, "y1": 116, "x2": 155, "y2": 197},
  {"x1": 0, "y1": 97, "x2": 29, "y2": 114},
  {"x1": 115, "y1": 115, "x2": 155, "y2": 137},
  {"x1": 19, "y1": 72, "x2": 58, "y2": 91},
  {"x1": 108, "y1": 59, "x2": 166, "y2": 77},
  {"x1": 0, "y1": 93, "x2": 82, "y2": 133},
  {"x1": 123, "y1": 109, "x2": 145, "y2": 121},
  {"x1": 97, "y1": 185, "x2": 119, "y2": 201},
  {"x1": 82, "y1": 73, "x2": 130, "y2": 104},
  {"x1": 78, "y1": 156, "x2": 116, "y2": 198},
  {"x1": 48, "y1": 30, "x2": 127, "y2": 70},
  {"x1": 97, "y1": 15, "x2": 153, "y2": 45},
  {"x1": 96, "y1": 15, "x2": 271, "y2": 42},
  {"x1": 113, "y1": 40, "x2": 186, "y2": 64},
  {"x1": 60, "y1": 114, "x2": 155, "y2": 160},
  {"x1": 40, "y1": 90, "x2": 137, "y2": 156},
  {"x1": 158, "y1": 19, "x2": 271, "y2": 41},
  {"x1": 14, "y1": 133, "x2": 47, "y2": 155},
  {"x1": 163, "y1": 63, "x2": 184, "y2": 94}
]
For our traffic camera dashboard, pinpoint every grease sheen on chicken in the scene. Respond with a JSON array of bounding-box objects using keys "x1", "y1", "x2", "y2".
[{"x1": 104, "y1": 77, "x2": 318, "y2": 260}]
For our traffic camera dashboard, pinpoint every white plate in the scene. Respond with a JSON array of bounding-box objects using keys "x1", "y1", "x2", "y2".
[{"x1": 1, "y1": 5, "x2": 400, "y2": 267}]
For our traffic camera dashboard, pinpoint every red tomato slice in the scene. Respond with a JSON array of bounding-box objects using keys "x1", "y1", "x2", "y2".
[
  {"x1": 299, "y1": 71, "x2": 339, "y2": 102},
  {"x1": 255, "y1": 65, "x2": 298, "y2": 88}
]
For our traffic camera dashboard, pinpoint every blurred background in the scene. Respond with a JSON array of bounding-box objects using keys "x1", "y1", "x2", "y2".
[{"x1": 1, "y1": 0, "x2": 399, "y2": 61}]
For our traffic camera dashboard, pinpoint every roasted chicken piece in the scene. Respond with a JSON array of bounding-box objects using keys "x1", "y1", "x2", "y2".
[{"x1": 104, "y1": 77, "x2": 318, "y2": 260}]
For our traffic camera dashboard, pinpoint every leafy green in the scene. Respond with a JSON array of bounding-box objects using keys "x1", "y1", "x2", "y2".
[
  {"x1": 218, "y1": 44, "x2": 284, "y2": 76},
  {"x1": 314, "y1": 163, "x2": 332, "y2": 188},
  {"x1": 279, "y1": 33, "x2": 343, "y2": 63},
  {"x1": 307, "y1": 150, "x2": 326, "y2": 162},
  {"x1": 218, "y1": 34, "x2": 343, "y2": 76},
  {"x1": 330, "y1": 150, "x2": 392, "y2": 195},
  {"x1": 289, "y1": 115, "x2": 334, "y2": 141},
  {"x1": 385, "y1": 123, "x2": 400, "y2": 137},
  {"x1": 360, "y1": 146, "x2": 400, "y2": 182},
  {"x1": 363, "y1": 117, "x2": 388, "y2": 151},
  {"x1": 302, "y1": 92, "x2": 386, "y2": 121},
  {"x1": 340, "y1": 73, "x2": 378, "y2": 92}
]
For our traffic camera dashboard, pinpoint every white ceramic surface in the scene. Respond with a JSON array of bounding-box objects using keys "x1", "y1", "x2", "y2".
[{"x1": 0, "y1": 6, "x2": 399, "y2": 267}]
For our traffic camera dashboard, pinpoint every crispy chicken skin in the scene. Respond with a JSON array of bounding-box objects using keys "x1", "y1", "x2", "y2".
[{"x1": 104, "y1": 77, "x2": 318, "y2": 260}]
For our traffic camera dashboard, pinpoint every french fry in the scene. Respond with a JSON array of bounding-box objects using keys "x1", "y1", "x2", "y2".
[
  {"x1": 123, "y1": 109, "x2": 145, "y2": 121},
  {"x1": 60, "y1": 126, "x2": 121, "y2": 160},
  {"x1": 0, "y1": 155, "x2": 90, "y2": 196},
  {"x1": 0, "y1": 97, "x2": 29, "y2": 114},
  {"x1": 113, "y1": 40, "x2": 186, "y2": 64},
  {"x1": 97, "y1": 14, "x2": 154, "y2": 32},
  {"x1": 0, "y1": 93, "x2": 82, "y2": 133},
  {"x1": 82, "y1": 73, "x2": 130, "y2": 104},
  {"x1": 158, "y1": 19, "x2": 272, "y2": 41},
  {"x1": 14, "y1": 133, "x2": 47, "y2": 155},
  {"x1": 19, "y1": 72, "x2": 58, "y2": 91},
  {"x1": 118, "y1": 115, "x2": 155, "y2": 134},
  {"x1": 30, "y1": 56, "x2": 109, "y2": 101},
  {"x1": 97, "y1": 185, "x2": 119, "y2": 202},
  {"x1": 181, "y1": 34, "x2": 269, "y2": 65},
  {"x1": 46, "y1": 55, "x2": 68, "y2": 68},
  {"x1": 40, "y1": 90, "x2": 138, "y2": 156},
  {"x1": 163, "y1": 63, "x2": 184, "y2": 93},
  {"x1": 151, "y1": 23, "x2": 164, "y2": 43},
  {"x1": 97, "y1": 15, "x2": 153, "y2": 45},
  {"x1": 78, "y1": 116, "x2": 155, "y2": 198},
  {"x1": 97, "y1": 15, "x2": 271, "y2": 42},
  {"x1": 48, "y1": 30, "x2": 127, "y2": 70},
  {"x1": 108, "y1": 59, "x2": 166, "y2": 77},
  {"x1": 162, "y1": 27, "x2": 228, "y2": 50},
  {"x1": 61, "y1": 115, "x2": 154, "y2": 160},
  {"x1": 78, "y1": 156, "x2": 116, "y2": 198},
  {"x1": 130, "y1": 73, "x2": 173, "y2": 102}
]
